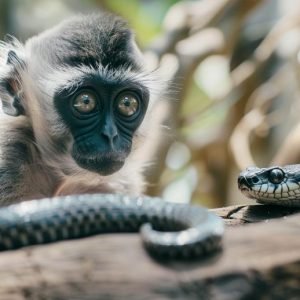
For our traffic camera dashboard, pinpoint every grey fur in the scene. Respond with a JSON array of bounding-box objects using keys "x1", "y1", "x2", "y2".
[{"x1": 0, "y1": 13, "x2": 164, "y2": 205}]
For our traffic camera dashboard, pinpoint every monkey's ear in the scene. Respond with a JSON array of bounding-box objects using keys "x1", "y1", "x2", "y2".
[{"x1": 0, "y1": 44, "x2": 26, "y2": 116}]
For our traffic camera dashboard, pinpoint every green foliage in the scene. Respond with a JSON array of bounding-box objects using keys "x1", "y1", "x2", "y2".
[{"x1": 102, "y1": 0, "x2": 180, "y2": 46}]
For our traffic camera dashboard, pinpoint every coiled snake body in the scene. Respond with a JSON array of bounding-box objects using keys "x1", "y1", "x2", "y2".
[
  {"x1": 238, "y1": 164, "x2": 300, "y2": 207},
  {"x1": 0, "y1": 194, "x2": 224, "y2": 258}
]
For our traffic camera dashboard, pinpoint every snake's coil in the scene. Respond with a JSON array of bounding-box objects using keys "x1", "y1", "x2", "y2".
[{"x1": 0, "y1": 194, "x2": 224, "y2": 259}]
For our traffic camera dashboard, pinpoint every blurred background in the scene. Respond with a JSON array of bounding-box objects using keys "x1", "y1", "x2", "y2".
[{"x1": 1, "y1": 0, "x2": 300, "y2": 208}]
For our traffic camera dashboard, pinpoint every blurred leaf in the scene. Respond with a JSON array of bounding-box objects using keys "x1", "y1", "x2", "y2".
[{"x1": 102, "y1": 0, "x2": 181, "y2": 46}]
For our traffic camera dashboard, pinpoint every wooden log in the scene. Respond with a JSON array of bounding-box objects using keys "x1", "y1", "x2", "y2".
[
  {"x1": 212, "y1": 203, "x2": 300, "y2": 225},
  {"x1": 0, "y1": 205, "x2": 299, "y2": 300}
]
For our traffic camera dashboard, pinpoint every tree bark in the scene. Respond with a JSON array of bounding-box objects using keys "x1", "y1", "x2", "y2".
[{"x1": 0, "y1": 205, "x2": 299, "y2": 300}]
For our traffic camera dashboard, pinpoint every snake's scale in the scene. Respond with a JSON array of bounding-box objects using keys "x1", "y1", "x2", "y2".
[{"x1": 0, "y1": 194, "x2": 224, "y2": 259}]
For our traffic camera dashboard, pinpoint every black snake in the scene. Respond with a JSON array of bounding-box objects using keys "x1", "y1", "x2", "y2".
[
  {"x1": 0, "y1": 194, "x2": 224, "y2": 259},
  {"x1": 238, "y1": 164, "x2": 300, "y2": 207}
]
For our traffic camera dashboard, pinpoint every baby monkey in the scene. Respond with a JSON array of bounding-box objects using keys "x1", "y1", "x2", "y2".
[{"x1": 0, "y1": 13, "x2": 162, "y2": 205}]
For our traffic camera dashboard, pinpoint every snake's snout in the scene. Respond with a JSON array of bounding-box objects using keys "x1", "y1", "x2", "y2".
[
  {"x1": 238, "y1": 175, "x2": 249, "y2": 189},
  {"x1": 238, "y1": 172, "x2": 260, "y2": 189},
  {"x1": 238, "y1": 176, "x2": 250, "y2": 194}
]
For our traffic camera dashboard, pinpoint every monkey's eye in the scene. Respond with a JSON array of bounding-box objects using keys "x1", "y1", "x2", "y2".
[
  {"x1": 268, "y1": 168, "x2": 284, "y2": 184},
  {"x1": 73, "y1": 92, "x2": 97, "y2": 113},
  {"x1": 116, "y1": 93, "x2": 139, "y2": 117}
]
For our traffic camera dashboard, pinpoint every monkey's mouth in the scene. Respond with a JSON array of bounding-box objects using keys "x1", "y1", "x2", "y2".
[{"x1": 73, "y1": 152, "x2": 127, "y2": 175}]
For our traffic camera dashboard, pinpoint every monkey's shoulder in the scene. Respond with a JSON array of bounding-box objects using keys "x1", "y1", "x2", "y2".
[
  {"x1": 0, "y1": 116, "x2": 57, "y2": 203},
  {"x1": 0, "y1": 115, "x2": 34, "y2": 158}
]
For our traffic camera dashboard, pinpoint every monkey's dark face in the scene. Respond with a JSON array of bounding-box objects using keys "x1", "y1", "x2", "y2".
[{"x1": 54, "y1": 75, "x2": 149, "y2": 175}]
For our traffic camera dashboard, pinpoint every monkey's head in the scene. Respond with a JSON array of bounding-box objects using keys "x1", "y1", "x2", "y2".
[{"x1": 0, "y1": 14, "x2": 160, "y2": 176}]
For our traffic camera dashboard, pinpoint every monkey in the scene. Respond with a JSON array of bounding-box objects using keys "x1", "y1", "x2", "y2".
[{"x1": 0, "y1": 13, "x2": 164, "y2": 206}]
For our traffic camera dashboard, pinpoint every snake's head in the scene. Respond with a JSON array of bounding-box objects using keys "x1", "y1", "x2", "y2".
[
  {"x1": 238, "y1": 166, "x2": 289, "y2": 201},
  {"x1": 237, "y1": 164, "x2": 300, "y2": 206}
]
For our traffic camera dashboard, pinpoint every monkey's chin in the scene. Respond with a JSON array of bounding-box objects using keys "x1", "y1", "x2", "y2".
[{"x1": 75, "y1": 156, "x2": 125, "y2": 176}]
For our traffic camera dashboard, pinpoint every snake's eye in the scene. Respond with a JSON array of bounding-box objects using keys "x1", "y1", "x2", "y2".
[
  {"x1": 116, "y1": 93, "x2": 139, "y2": 117},
  {"x1": 251, "y1": 176, "x2": 259, "y2": 184},
  {"x1": 269, "y1": 168, "x2": 284, "y2": 184},
  {"x1": 73, "y1": 91, "x2": 97, "y2": 113}
]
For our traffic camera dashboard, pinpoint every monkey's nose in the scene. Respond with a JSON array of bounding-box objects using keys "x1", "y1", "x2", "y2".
[
  {"x1": 101, "y1": 123, "x2": 119, "y2": 149},
  {"x1": 102, "y1": 131, "x2": 118, "y2": 150}
]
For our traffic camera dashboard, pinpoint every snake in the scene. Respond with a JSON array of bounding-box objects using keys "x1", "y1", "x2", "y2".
[
  {"x1": 238, "y1": 164, "x2": 300, "y2": 207},
  {"x1": 0, "y1": 194, "x2": 224, "y2": 259}
]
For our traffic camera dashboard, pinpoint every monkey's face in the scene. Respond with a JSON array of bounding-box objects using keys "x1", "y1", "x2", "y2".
[
  {"x1": 54, "y1": 75, "x2": 149, "y2": 175},
  {"x1": 0, "y1": 14, "x2": 159, "y2": 177}
]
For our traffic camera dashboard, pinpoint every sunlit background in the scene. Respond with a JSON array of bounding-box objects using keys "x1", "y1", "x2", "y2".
[{"x1": 1, "y1": 0, "x2": 300, "y2": 208}]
